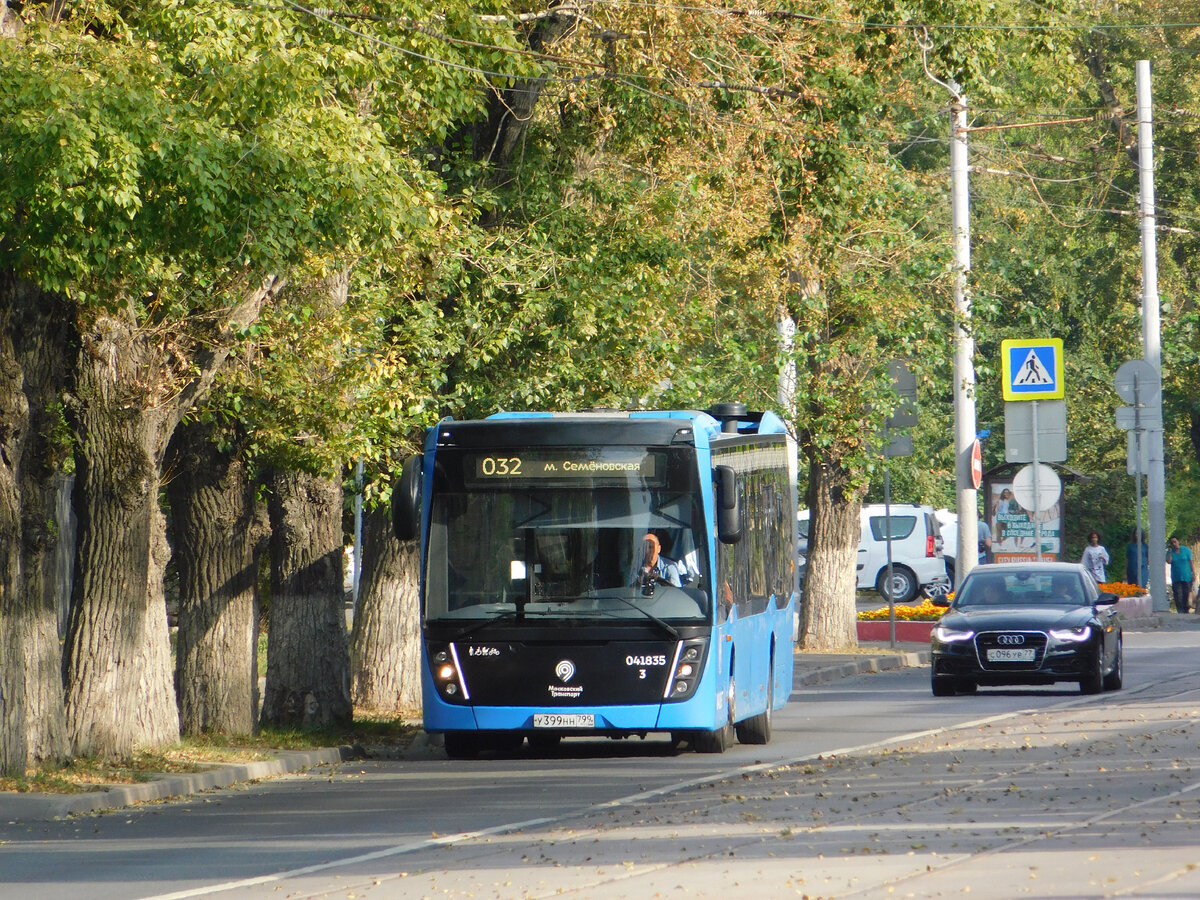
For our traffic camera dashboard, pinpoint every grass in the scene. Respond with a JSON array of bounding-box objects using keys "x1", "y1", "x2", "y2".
[
  {"x1": 4, "y1": 623, "x2": 424, "y2": 794},
  {"x1": 0, "y1": 715, "x2": 424, "y2": 794}
]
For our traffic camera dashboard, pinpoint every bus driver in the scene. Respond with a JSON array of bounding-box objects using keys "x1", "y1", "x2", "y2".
[{"x1": 636, "y1": 532, "x2": 684, "y2": 595}]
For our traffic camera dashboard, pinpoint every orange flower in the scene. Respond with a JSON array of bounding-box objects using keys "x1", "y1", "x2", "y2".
[
  {"x1": 1098, "y1": 582, "x2": 1146, "y2": 598},
  {"x1": 857, "y1": 598, "x2": 943, "y2": 621}
]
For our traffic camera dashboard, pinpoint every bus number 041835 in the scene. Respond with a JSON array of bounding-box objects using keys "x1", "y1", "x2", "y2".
[{"x1": 626, "y1": 655, "x2": 666, "y2": 667}]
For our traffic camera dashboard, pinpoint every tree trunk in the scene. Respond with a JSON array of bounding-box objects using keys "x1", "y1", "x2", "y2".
[
  {"x1": 166, "y1": 420, "x2": 268, "y2": 735},
  {"x1": 0, "y1": 275, "x2": 70, "y2": 772},
  {"x1": 798, "y1": 452, "x2": 862, "y2": 650},
  {"x1": 61, "y1": 311, "x2": 180, "y2": 759},
  {"x1": 350, "y1": 506, "x2": 422, "y2": 716},
  {"x1": 261, "y1": 469, "x2": 352, "y2": 729},
  {"x1": 451, "y1": 11, "x2": 576, "y2": 198},
  {"x1": 52, "y1": 278, "x2": 279, "y2": 760}
]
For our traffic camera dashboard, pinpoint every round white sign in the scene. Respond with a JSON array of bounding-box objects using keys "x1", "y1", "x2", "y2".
[{"x1": 1011, "y1": 463, "x2": 1061, "y2": 512}]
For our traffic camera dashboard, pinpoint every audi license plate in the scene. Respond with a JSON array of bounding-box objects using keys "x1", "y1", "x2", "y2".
[
  {"x1": 987, "y1": 648, "x2": 1036, "y2": 662},
  {"x1": 533, "y1": 713, "x2": 594, "y2": 729}
]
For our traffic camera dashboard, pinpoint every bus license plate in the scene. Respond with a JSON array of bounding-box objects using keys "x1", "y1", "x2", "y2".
[
  {"x1": 987, "y1": 648, "x2": 1036, "y2": 662},
  {"x1": 533, "y1": 713, "x2": 594, "y2": 729}
]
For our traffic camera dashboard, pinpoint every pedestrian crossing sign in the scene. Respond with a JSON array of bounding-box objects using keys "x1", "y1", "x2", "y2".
[{"x1": 1001, "y1": 338, "x2": 1064, "y2": 401}]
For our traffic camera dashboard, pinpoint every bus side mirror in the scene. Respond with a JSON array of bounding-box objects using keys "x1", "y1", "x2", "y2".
[
  {"x1": 392, "y1": 454, "x2": 423, "y2": 542},
  {"x1": 715, "y1": 465, "x2": 742, "y2": 544}
]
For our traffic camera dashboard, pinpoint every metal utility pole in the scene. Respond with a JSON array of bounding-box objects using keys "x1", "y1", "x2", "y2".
[
  {"x1": 920, "y1": 32, "x2": 978, "y2": 580},
  {"x1": 950, "y1": 90, "x2": 980, "y2": 580},
  {"x1": 1137, "y1": 60, "x2": 1168, "y2": 612}
]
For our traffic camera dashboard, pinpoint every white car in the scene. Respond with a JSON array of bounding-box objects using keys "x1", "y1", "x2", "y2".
[
  {"x1": 935, "y1": 507, "x2": 958, "y2": 586},
  {"x1": 798, "y1": 503, "x2": 950, "y2": 603}
]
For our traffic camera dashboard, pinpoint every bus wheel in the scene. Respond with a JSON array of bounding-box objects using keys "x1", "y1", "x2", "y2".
[
  {"x1": 691, "y1": 723, "x2": 732, "y2": 753},
  {"x1": 443, "y1": 732, "x2": 480, "y2": 759},
  {"x1": 736, "y1": 672, "x2": 773, "y2": 745},
  {"x1": 693, "y1": 679, "x2": 735, "y2": 753}
]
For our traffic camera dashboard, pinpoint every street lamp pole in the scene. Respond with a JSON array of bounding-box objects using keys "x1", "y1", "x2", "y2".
[{"x1": 950, "y1": 89, "x2": 979, "y2": 581}]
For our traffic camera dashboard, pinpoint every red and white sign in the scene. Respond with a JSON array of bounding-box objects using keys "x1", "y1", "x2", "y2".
[{"x1": 970, "y1": 439, "x2": 983, "y2": 489}]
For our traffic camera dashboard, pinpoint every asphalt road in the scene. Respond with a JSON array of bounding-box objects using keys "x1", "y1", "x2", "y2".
[{"x1": 4, "y1": 623, "x2": 1200, "y2": 900}]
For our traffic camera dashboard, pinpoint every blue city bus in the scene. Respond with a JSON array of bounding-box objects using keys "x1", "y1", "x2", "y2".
[{"x1": 393, "y1": 403, "x2": 798, "y2": 757}]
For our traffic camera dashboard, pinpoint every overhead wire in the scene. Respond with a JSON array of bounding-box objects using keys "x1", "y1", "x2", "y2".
[
  {"x1": 579, "y1": 0, "x2": 1200, "y2": 32},
  {"x1": 239, "y1": 0, "x2": 1200, "y2": 244},
  {"x1": 262, "y1": 0, "x2": 1200, "y2": 137}
]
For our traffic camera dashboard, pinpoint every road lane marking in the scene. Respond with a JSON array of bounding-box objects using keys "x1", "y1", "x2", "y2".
[{"x1": 139, "y1": 664, "x2": 1200, "y2": 899}]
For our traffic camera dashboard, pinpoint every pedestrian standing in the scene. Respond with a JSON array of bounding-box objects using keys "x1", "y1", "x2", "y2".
[
  {"x1": 1167, "y1": 536, "x2": 1194, "y2": 613},
  {"x1": 1080, "y1": 531, "x2": 1109, "y2": 584},
  {"x1": 1125, "y1": 530, "x2": 1149, "y2": 587},
  {"x1": 977, "y1": 517, "x2": 993, "y2": 564}
]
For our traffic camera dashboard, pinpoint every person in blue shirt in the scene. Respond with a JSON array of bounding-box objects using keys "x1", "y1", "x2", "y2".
[
  {"x1": 1125, "y1": 531, "x2": 1149, "y2": 587},
  {"x1": 636, "y1": 532, "x2": 683, "y2": 595},
  {"x1": 977, "y1": 518, "x2": 992, "y2": 564},
  {"x1": 1167, "y1": 536, "x2": 1194, "y2": 613}
]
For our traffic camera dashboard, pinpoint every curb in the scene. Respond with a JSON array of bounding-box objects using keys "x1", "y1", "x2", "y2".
[
  {"x1": 2, "y1": 747, "x2": 347, "y2": 822},
  {"x1": 795, "y1": 650, "x2": 930, "y2": 687}
]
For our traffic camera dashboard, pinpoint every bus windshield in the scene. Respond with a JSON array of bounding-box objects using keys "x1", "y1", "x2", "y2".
[{"x1": 426, "y1": 450, "x2": 709, "y2": 624}]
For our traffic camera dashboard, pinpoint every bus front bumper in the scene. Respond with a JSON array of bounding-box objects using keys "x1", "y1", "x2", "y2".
[{"x1": 425, "y1": 698, "x2": 721, "y2": 734}]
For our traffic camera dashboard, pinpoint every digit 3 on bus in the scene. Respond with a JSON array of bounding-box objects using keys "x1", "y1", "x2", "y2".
[{"x1": 392, "y1": 403, "x2": 799, "y2": 758}]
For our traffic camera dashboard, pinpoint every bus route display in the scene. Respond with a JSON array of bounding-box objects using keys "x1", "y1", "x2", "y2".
[{"x1": 467, "y1": 449, "x2": 662, "y2": 486}]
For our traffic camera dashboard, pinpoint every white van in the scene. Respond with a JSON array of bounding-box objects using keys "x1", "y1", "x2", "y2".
[{"x1": 798, "y1": 503, "x2": 949, "y2": 603}]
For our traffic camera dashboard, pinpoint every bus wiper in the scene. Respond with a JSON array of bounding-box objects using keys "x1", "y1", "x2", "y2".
[
  {"x1": 602, "y1": 595, "x2": 681, "y2": 640},
  {"x1": 451, "y1": 609, "x2": 535, "y2": 641}
]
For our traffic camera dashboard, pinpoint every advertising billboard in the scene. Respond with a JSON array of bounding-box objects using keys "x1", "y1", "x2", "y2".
[{"x1": 988, "y1": 479, "x2": 1061, "y2": 562}]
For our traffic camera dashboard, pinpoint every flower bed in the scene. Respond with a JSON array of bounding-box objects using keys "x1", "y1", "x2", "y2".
[
  {"x1": 856, "y1": 620, "x2": 935, "y2": 642},
  {"x1": 1098, "y1": 582, "x2": 1145, "y2": 597},
  {"x1": 857, "y1": 598, "x2": 943, "y2": 622},
  {"x1": 1098, "y1": 582, "x2": 1152, "y2": 618},
  {"x1": 854, "y1": 582, "x2": 1152, "y2": 641},
  {"x1": 856, "y1": 599, "x2": 940, "y2": 643}
]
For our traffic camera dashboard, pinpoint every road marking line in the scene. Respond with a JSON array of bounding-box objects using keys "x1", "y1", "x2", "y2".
[{"x1": 139, "y1": 664, "x2": 1200, "y2": 899}]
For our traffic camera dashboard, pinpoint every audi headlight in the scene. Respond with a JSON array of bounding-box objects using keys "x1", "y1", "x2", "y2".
[
  {"x1": 1049, "y1": 626, "x2": 1090, "y2": 643},
  {"x1": 933, "y1": 626, "x2": 975, "y2": 642}
]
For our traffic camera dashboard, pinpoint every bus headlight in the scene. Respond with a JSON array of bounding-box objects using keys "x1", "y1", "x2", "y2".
[
  {"x1": 664, "y1": 639, "x2": 707, "y2": 701},
  {"x1": 430, "y1": 643, "x2": 470, "y2": 702}
]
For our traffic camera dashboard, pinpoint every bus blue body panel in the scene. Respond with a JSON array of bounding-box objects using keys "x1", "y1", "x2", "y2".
[{"x1": 722, "y1": 597, "x2": 796, "y2": 720}]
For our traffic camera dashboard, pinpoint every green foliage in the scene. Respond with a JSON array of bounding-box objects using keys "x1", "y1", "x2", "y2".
[
  {"x1": 9, "y1": 0, "x2": 1200, "y2": 541},
  {"x1": 0, "y1": 1, "x2": 466, "y2": 371}
]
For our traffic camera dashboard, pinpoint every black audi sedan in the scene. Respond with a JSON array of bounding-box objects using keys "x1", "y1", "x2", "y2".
[{"x1": 929, "y1": 562, "x2": 1123, "y2": 696}]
